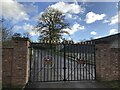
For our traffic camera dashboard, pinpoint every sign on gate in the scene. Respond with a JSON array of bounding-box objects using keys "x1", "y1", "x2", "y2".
[{"x1": 43, "y1": 55, "x2": 54, "y2": 68}]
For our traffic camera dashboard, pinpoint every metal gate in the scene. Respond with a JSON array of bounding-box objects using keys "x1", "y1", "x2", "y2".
[{"x1": 29, "y1": 41, "x2": 96, "y2": 82}]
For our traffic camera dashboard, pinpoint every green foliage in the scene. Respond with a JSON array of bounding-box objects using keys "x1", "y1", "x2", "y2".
[{"x1": 35, "y1": 7, "x2": 70, "y2": 42}]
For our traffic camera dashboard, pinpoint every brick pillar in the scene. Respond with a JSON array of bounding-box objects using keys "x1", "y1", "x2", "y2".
[
  {"x1": 2, "y1": 48, "x2": 13, "y2": 87},
  {"x1": 95, "y1": 43, "x2": 119, "y2": 81},
  {"x1": 11, "y1": 38, "x2": 30, "y2": 87}
]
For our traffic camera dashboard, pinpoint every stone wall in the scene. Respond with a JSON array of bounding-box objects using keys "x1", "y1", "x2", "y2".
[
  {"x1": 95, "y1": 43, "x2": 120, "y2": 81},
  {"x1": 2, "y1": 38, "x2": 30, "y2": 88}
]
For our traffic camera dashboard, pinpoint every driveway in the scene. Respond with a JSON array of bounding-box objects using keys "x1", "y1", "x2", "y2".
[{"x1": 25, "y1": 81, "x2": 108, "y2": 88}]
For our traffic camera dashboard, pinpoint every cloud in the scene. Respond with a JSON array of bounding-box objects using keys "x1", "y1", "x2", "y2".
[
  {"x1": 65, "y1": 13, "x2": 79, "y2": 20},
  {"x1": 103, "y1": 12, "x2": 120, "y2": 25},
  {"x1": 13, "y1": 25, "x2": 22, "y2": 32},
  {"x1": 63, "y1": 22, "x2": 85, "y2": 35},
  {"x1": 109, "y1": 14, "x2": 118, "y2": 25},
  {"x1": 23, "y1": 23, "x2": 40, "y2": 36},
  {"x1": 109, "y1": 29, "x2": 118, "y2": 35},
  {"x1": 13, "y1": 24, "x2": 39, "y2": 36},
  {"x1": 90, "y1": 31, "x2": 97, "y2": 35},
  {"x1": 0, "y1": 0, "x2": 29, "y2": 22},
  {"x1": 85, "y1": 12, "x2": 106, "y2": 24},
  {"x1": 23, "y1": 23, "x2": 33, "y2": 31},
  {"x1": 50, "y1": 2, "x2": 84, "y2": 14},
  {"x1": 102, "y1": 19, "x2": 109, "y2": 23}
]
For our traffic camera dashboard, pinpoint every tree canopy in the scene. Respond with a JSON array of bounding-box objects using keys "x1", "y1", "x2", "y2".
[{"x1": 34, "y1": 7, "x2": 70, "y2": 42}]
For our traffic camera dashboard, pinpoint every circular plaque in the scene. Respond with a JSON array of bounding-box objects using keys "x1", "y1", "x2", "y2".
[{"x1": 43, "y1": 55, "x2": 54, "y2": 68}]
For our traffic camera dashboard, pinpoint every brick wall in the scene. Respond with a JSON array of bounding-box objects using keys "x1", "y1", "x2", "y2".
[
  {"x1": 95, "y1": 43, "x2": 120, "y2": 81},
  {"x1": 2, "y1": 48, "x2": 13, "y2": 87},
  {"x1": 2, "y1": 38, "x2": 30, "y2": 88}
]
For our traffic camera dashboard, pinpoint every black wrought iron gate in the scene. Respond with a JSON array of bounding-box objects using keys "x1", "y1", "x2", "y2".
[{"x1": 29, "y1": 41, "x2": 96, "y2": 82}]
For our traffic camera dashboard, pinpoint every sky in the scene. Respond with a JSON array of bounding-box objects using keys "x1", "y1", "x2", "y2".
[{"x1": 1, "y1": 0, "x2": 120, "y2": 42}]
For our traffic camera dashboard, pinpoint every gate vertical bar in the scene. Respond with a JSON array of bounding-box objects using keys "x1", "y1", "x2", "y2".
[
  {"x1": 67, "y1": 42, "x2": 70, "y2": 81},
  {"x1": 29, "y1": 45, "x2": 32, "y2": 83},
  {"x1": 93, "y1": 41, "x2": 96, "y2": 80},
  {"x1": 54, "y1": 42, "x2": 56, "y2": 81},
  {"x1": 85, "y1": 42, "x2": 87, "y2": 80},
  {"x1": 70, "y1": 43, "x2": 73, "y2": 80},
  {"x1": 40, "y1": 43, "x2": 43, "y2": 81},
  {"x1": 74, "y1": 44, "x2": 76, "y2": 80},
  {"x1": 56, "y1": 41, "x2": 59, "y2": 81},
  {"x1": 46, "y1": 43, "x2": 48, "y2": 81},
  {"x1": 83, "y1": 42, "x2": 85, "y2": 80},
  {"x1": 63, "y1": 43, "x2": 66, "y2": 81},
  {"x1": 37, "y1": 49, "x2": 39, "y2": 81},
  {"x1": 76, "y1": 44, "x2": 78, "y2": 80},
  {"x1": 88, "y1": 41, "x2": 91, "y2": 80},
  {"x1": 43, "y1": 41, "x2": 45, "y2": 81},
  {"x1": 90, "y1": 41, "x2": 93, "y2": 80},
  {"x1": 33, "y1": 49, "x2": 36, "y2": 82},
  {"x1": 79, "y1": 42, "x2": 82, "y2": 80}
]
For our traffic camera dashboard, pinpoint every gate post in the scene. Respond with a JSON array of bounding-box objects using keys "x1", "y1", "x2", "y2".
[
  {"x1": 95, "y1": 43, "x2": 119, "y2": 81},
  {"x1": 11, "y1": 38, "x2": 30, "y2": 88}
]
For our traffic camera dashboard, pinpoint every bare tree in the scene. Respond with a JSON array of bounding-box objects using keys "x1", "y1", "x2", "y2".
[{"x1": 0, "y1": 18, "x2": 13, "y2": 42}]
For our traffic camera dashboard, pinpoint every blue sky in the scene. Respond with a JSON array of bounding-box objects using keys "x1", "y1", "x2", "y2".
[{"x1": 1, "y1": 0, "x2": 119, "y2": 42}]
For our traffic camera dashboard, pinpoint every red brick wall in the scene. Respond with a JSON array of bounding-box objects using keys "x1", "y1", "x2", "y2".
[
  {"x1": 2, "y1": 38, "x2": 30, "y2": 88},
  {"x1": 96, "y1": 43, "x2": 119, "y2": 81},
  {"x1": 2, "y1": 48, "x2": 13, "y2": 87},
  {"x1": 118, "y1": 48, "x2": 120, "y2": 80}
]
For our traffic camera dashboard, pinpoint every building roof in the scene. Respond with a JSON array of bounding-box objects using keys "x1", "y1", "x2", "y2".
[{"x1": 91, "y1": 33, "x2": 120, "y2": 44}]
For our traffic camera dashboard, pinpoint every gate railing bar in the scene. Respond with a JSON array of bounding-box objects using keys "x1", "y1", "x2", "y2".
[
  {"x1": 46, "y1": 48, "x2": 49, "y2": 81},
  {"x1": 63, "y1": 42, "x2": 66, "y2": 81},
  {"x1": 33, "y1": 49, "x2": 35, "y2": 82},
  {"x1": 93, "y1": 41, "x2": 96, "y2": 80},
  {"x1": 90, "y1": 41, "x2": 94, "y2": 80},
  {"x1": 28, "y1": 46, "x2": 32, "y2": 83},
  {"x1": 35, "y1": 49, "x2": 38, "y2": 81},
  {"x1": 91, "y1": 41, "x2": 95, "y2": 80},
  {"x1": 85, "y1": 42, "x2": 87, "y2": 80},
  {"x1": 67, "y1": 42, "x2": 70, "y2": 81},
  {"x1": 70, "y1": 43, "x2": 73, "y2": 80},
  {"x1": 50, "y1": 43, "x2": 52, "y2": 81},
  {"x1": 40, "y1": 45, "x2": 42, "y2": 81},
  {"x1": 48, "y1": 44, "x2": 50, "y2": 81},
  {"x1": 79, "y1": 43, "x2": 81, "y2": 80},
  {"x1": 36, "y1": 49, "x2": 39, "y2": 81},
  {"x1": 77, "y1": 44, "x2": 79, "y2": 80},
  {"x1": 73, "y1": 44, "x2": 76, "y2": 80},
  {"x1": 43, "y1": 43, "x2": 45, "y2": 81},
  {"x1": 57, "y1": 43, "x2": 59, "y2": 81},
  {"x1": 53, "y1": 41, "x2": 56, "y2": 81},
  {"x1": 89, "y1": 41, "x2": 92, "y2": 80},
  {"x1": 88, "y1": 42, "x2": 90, "y2": 80}
]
